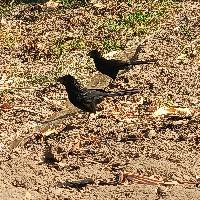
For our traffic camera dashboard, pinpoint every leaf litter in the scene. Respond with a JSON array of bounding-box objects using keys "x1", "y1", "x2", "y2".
[{"x1": 0, "y1": 0, "x2": 200, "y2": 199}]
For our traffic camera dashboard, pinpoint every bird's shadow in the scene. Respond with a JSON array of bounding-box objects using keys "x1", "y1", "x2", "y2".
[
  {"x1": 44, "y1": 124, "x2": 82, "y2": 141},
  {"x1": 59, "y1": 124, "x2": 81, "y2": 133}
]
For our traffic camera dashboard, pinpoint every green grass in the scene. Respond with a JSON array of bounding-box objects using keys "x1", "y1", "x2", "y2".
[
  {"x1": 102, "y1": 0, "x2": 175, "y2": 52},
  {"x1": 58, "y1": 0, "x2": 78, "y2": 7},
  {"x1": 52, "y1": 38, "x2": 85, "y2": 57},
  {"x1": 55, "y1": 0, "x2": 86, "y2": 8},
  {"x1": 52, "y1": 38, "x2": 66, "y2": 57},
  {"x1": 106, "y1": 10, "x2": 165, "y2": 34},
  {"x1": 127, "y1": 0, "x2": 133, "y2": 6},
  {"x1": 179, "y1": 24, "x2": 193, "y2": 40},
  {"x1": 106, "y1": 20, "x2": 121, "y2": 32},
  {"x1": 0, "y1": 4, "x2": 12, "y2": 15},
  {"x1": 3, "y1": 32, "x2": 16, "y2": 48},
  {"x1": 105, "y1": 0, "x2": 177, "y2": 35},
  {"x1": 103, "y1": 39, "x2": 122, "y2": 51},
  {"x1": 123, "y1": 11, "x2": 151, "y2": 25},
  {"x1": 70, "y1": 39, "x2": 85, "y2": 50},
  {"x1": 23, "y1": 73, "x2": 57, "y2": 86}
]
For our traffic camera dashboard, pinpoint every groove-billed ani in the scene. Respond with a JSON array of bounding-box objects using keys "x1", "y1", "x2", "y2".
[
  {"x1": 88, "y1": 49, "x2": 157, "y2": 80},
  {"x1": 57, "y1": 74, "x2": 140, "y2": 113}
]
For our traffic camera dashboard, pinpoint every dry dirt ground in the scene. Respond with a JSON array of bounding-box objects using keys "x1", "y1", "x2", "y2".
[{"x1": 0, "y1": 0, "x2": 200, "y2": 199}]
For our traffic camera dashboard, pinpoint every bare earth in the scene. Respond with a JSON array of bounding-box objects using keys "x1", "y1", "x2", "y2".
[{"x1": 0, "y1": 0, "x2": 200, "y2": 199}]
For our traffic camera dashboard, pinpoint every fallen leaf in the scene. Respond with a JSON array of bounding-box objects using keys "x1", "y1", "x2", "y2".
[
  {"x1": 177, "y1": 53, "x2": 187, "y2": 60},
  {"x1": 46, "y1": 0, "x2": 60, "y2": 8},
  {"x1": 0, "y1": 17, "x2": 7, "y2": 25},
  {"x1": 68, "y1": 140, "x2": 81, "y2": 152},
  {"x1": 0, "y1": 102, "x2": 11, "y2": 111},
  {"x1": 153, "y1": 106, "x2": 193, "y2": 117},
  {"x1": 119, "y1": 172, "x2": 197, "y2": 186},
  {"x1": 0, "y1": 74, "x2": 7, "y2": 85},
  {"x1": 161, "y1": 181, "x2": 179, "y2": 186},
  {"x1": 42, "y1": 128, "x2": 58, "y2": 136},
  {"x1": 124, "y1": 173, "x2": 163, "y2": 185},
  {"x1": 93, "y1": 3, "x2": 105, "y2": 8}
]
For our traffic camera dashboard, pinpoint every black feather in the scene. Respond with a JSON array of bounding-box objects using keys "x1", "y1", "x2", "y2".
[
  {"x1": 88, "y1": 49, "x2": 157, "y2": 80},
  {"x1": 57, "y1": 74, "x2": 140, "y2": 113}
]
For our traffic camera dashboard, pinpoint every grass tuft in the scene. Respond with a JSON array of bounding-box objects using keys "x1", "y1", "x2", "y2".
[
  {"x1": 180, "y1": 24, "x2": 193, "y2": 39},
  {"x1": 123, "y1": 11, "x2": 150, "y2": 25},
  {"x1": 103, "y1": 39, "x2": 122, "y2": 51},
  {"x1": 52, "y1": 38, "x2": 85, "y2": 57},
  {"x1": 3, "y1": 32, "x2": 16, "y2": 48},
  {"x1": 55, "y1": 0, "x2": 87, "y2": 8},
  {"x1": 106, "y1": 10, "x2": 165, "y2": 34}
]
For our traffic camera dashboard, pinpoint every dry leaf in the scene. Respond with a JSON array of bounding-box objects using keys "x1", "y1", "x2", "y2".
[
  {"x1": 120, "y1": 172, "x2": 181, "y2": 186},
  {"x1": 196, "y1": 175, "x2": 200, "y2": 181},
  {"x1": 42, "y1": 128, "x2": 58, "y2": 136},
  {"x1": 177, "y1": 54, "x2": 187, "y2": 60},
  {"x1": 73, "y1": 140, "x2": 80, "y2": 150},
  {"x1": 120, "y1": 172, "x2": 197, "y2": 186},
  {"x1": 153, "y1": 106, "x2": 193, "y2": 117},
  {"x1": 104, "y1": 50, "x2": 120, "y2": 58},
  {"x1": 0, "y1": 17, "x2": 7, "y2": 25},
  {"x1": 0, "y1": 102, "x2": 11, "y2": 111},
  {"x1": 46, "y1": 0, "x2": 60, "y2": 8},
  {"x1": 93, "y1": 3, "x2": 105, "y2": 8},
  {"x1": 120, "y1": 172, "x2": 163, "y2": 185},
  {"x1": 0, "y1": 74, "x2": 7, "y2": 85},
  {"x1": 68, "y1": 140, "x2": 81, "y2": 152},
  {"x1": 161, "y1": 181, "x2": 179, "y2": 186}
]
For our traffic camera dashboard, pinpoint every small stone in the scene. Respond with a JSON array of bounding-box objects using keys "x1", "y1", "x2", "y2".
[{"x1": 148, "y1": 129, "x2": 157, "y2": 138}]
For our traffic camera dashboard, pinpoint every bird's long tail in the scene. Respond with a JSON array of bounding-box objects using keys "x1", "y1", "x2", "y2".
[
  {"x1": 129, "y1": 59, "x2": 157, "y2": 65},
  {"x1": 105, "y1": 88, "x2": 141, "y2": 97}
]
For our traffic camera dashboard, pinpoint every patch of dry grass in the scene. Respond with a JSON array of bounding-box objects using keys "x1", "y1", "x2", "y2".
[{"x1": 0, "y1": 0, "x2": 178, "y2": 89}]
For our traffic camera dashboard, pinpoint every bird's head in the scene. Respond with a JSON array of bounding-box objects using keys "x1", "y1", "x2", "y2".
[
  {"x1": 57, "y1": 74, "x2": 76, "y2": 87},
  {"x1": 88, "y1": 49, "x2": 101, "y2": 59}
]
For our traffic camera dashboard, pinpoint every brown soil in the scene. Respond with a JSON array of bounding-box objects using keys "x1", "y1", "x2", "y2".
[{"x1": 0, "y1": 0, "x2": 200, "y2": 199}]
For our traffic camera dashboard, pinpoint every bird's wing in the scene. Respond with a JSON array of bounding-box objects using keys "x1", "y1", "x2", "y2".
[
  {"x1": 87, "y1": 89, "x2": 111, "y2": 98},
  {"x1": 130, "y1": 59, "x2": 157, "y2": 65},
  {"x1": 74, "y1": 90, "x2": 97, "y2": 113},
  {"x1": 81, "y1": 89, "x2": 107, "y2": 106},
  {"x1": 97, "y1": 57, "x2": 129, "y2": 68},
  {"x1": 82, "y1": 100, "x2": 97, "y2": 113},
  {"x1": 89, "y1": 88, "x2": 107, "y2": 94},
  {"x1": 106, "y1": 59, "x2": 130, "y2": 69}
]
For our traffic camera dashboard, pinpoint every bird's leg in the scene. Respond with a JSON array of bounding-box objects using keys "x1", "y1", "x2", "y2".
[
  {"x1": 85, "y1": 113, "x2": 91, "y2": 124},
  {"x1": 80, "y1": 113, "x2": 91, "y2": 135},
  {"x1": 83, "y1": 113, "x2": 98, "y2": 135}
]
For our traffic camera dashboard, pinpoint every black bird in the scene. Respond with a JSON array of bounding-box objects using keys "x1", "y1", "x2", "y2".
[
  {"x1": 88, "y1": 49, "x2": 157, "y2": 80},
  {"x1": 57, "y1": 74, "x2": 140, "y2": 113}
]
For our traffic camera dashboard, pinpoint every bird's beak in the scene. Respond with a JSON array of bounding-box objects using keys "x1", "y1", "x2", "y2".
[{"x1": 57, "y1": 77, "x2": 63, "y2": 84}]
